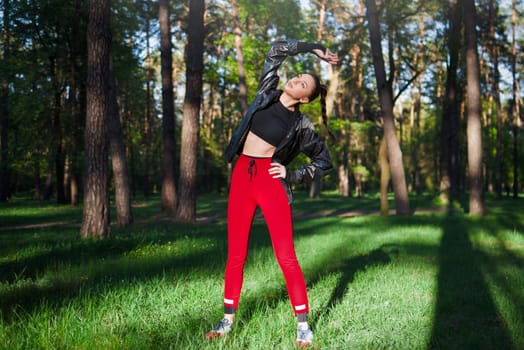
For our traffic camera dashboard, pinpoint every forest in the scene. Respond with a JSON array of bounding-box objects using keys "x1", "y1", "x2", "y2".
[{"x1": 0, "y1": 0, "x2": 523, "y2": 237}]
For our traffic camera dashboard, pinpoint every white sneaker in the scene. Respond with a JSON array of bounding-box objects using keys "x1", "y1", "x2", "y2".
[
  {"x1": 296, "y1": 324, "x2": 313, "y2": 346},
  {"x1": 205, "y1": 318, "x2": 232, "y2": 339}
]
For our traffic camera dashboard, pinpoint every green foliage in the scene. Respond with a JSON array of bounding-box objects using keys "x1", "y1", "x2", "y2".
[
  {"x1": 2, "y1": 0, "x2": 524, "y2": 202},
  {"x1": 238, "y1": 0, "x2": 305, "y2": 39},
  {"x1": 352, "y1": 164, "x2": 370, "y2": 181}
]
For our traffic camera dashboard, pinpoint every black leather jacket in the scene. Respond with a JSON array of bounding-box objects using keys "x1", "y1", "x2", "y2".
[{"x1": 224, "y1": 39, "x2": 333, "y2": 203}]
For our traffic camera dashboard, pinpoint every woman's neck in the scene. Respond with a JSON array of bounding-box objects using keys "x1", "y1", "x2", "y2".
[{"x1": 279, "y1": 92, "x2": 299, "y2": 111}]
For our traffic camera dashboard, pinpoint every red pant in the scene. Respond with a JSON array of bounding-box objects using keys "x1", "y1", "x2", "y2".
[{"x1": 224, "y1": 154, "x2": 309, "y2": 315}]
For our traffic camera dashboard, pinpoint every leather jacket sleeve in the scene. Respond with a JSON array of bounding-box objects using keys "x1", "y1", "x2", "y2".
[
  {"x1": 257, "y1": 40, "x2": 299, "y2": 96},
  {"x1": 284, "y1": 118, "x2": 333, "y2": 184},
  {"x1": 257, "y1": 40, "x2": 326, "y2": 97}
]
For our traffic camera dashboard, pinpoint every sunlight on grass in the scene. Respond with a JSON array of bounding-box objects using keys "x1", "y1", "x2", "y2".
[
  {"x1": 470, "y1": 228, "x2": 524, "y2": 350},
  {"x1": 290, "y1": 216, "x2": 441, "y2": 349},
  {"x1": 1, "y1": 195, "x2": 523, "y2": 349}
]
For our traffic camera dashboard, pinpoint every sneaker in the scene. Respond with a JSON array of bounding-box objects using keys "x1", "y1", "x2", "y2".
[
  {"x1": 205, "y1": 318, "x2": 232, "y2": 339},
  {"x1": 296, "y1": 325, "x2": 313, "y2": 347}
]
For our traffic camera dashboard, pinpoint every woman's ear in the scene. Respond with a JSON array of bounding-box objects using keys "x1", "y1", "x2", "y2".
[{"x1": 299, "y1": 96, "x2": 310, "y2": 104}]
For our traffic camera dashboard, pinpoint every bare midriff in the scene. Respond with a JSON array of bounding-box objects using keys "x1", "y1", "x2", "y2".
[{"x1": 242, "y1": 131, "x2": 276, "y2": 158}]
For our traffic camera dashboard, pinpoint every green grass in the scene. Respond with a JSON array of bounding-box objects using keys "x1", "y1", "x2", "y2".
[{"x1": 0, "y1": 192, "x2": 523, "y2": 349}]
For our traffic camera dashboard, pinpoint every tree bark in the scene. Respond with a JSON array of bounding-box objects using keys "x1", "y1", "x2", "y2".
[
  {"x1": 44, "y1": 157, "x2": 53, "y2": 200},
  {"x1": 231, "y1": 0, "x2": 248, "y2": 115},
  {"x1": 0, "y1": 81, "x2": 8, "y2": 202},
  {"x1": 338, "y1": 161, "x2": 349, "y2": 196},
  {"x1": 33, "y1": 151, "x2": 41, "y2": 201},
  {"x1": 365, "y1": 0, "x2": 410, "y2": 215},
  {"x1": 68, "y1": 0, "x2": 84, "y2": 207},
  {"x1": 80, "y1": 0, "x2": 111, "y2": 238},
  {"x1": 0, "y1": 0, "x2": 10, "y2": 202},
  {"x1": 309, "y1": 0, "x2": 330, "y2": 200},
  {"x1": 410, "y1": 16, "x2": 425, "y2": 196},
  {"x1": 440, "y1": 0, "x2": 461, "y2": 206},
  {"x1": 463, "y1": 0, "x2": 485, "y2": 215},
  {"x1": 488, "y1": 0, "x2": 503, "y2": 198},
  {"x1": 159, "y1": 0, "x2": 177, "y2": 213},
  {"x1": 379, "y1": 137, "x2": 390, "y2": 215},
  {"x1": 108, "y1": 59, "x2": 133, "y2": 226},
  {"x1": 511, "y1": 0, "x2": 520, "y2": 198},
  {"x1": 176, "y1": 0, "x2": 204, "y2": 222},
  {"x1": 142, "y1": 3, "x2": 152, "y2": 199},
  {"x1": 51, "y1": 57, "x2": 66, "y2": 204},
  {"x1": 338, "y1": 2, "x2": 364, "y2": 197}
]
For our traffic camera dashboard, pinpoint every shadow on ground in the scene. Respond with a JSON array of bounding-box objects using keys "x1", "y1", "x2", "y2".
[{"x1": 428, "y1": 214, "x2": 516, "y2": 350}]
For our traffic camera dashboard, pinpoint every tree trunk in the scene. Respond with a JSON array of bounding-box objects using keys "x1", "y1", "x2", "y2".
[
  {"x1": 463, "y1": 0, "x2": 485, "y2": 215},
  {"x1": 365, "y1": 0, "x2": 410, "y2": 215},
  {"x1": 0, "y1": 73, "x2": 8, "y2": 202},
  {"x1": 308, "y1": 0, "x2": 330, "y2": 200},
  {"x1": 69, "y1": 0, "x2": 84, "y2": 207},
  {"x1": 142, "y1": 3, "x2": 152, "y2": 199},
  {"x1": 80, "y1": 0, "x2": 111, "y2": 239},
  {"x1": 159, "y1": 0, "x2": 177, "y2": 213},
  {"x1": 108, "y1": 59, "x2": 133, "y2": 226},
  {"x1": 176, "y1": 0, "x2": 204, "y2": 222},
  {"x1": 410, "y1": 16, "x2": 425, "y2": 196},
  {"x1": 355, "y1": 1, "x2": 365, "y2": 124},
  {"x1": 68, "y1": 53, "x2": 79, "y2": 207},
  {"x1": 68, "y1": 90, "x2": 81, "y2": 207},
  {"x1": 339, "y1": 2, "x2": 364, "y2": 197},
  {"x1": 488, "y1": 0, "x2": 503, "y2": 198},
  {"x1": 33, "y1": 151, "x2": 41, "y2": 201},
  {"x1": 338, "y1": 161, "x2": 349, "y2": 197},
  {"x1": 0, "y1": 0, "x2": 10, "y2": 202},
  {"x1": 231, "y1": 0, "x2": 248, "y2": 115},
  {"x1": 44, "y1": 157, "x2": 53, "y2": 200},
  {"x1": 51, "y1": 60, "x2": 66, "y2": 204},
  {"x1": 440, "y1": 0, "x2": 461, "y2": 207},
  {"x1": 511, "y1": 0, "x2": 520, "y2": 198},
  {"x1": 379, "y1": 137, "x2": 390, "y2": 215}
]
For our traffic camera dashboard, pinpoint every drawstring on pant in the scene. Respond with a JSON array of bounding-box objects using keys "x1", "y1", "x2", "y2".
[{"x1": 247, "y1": 159, "x2": 257, "y2": 181}]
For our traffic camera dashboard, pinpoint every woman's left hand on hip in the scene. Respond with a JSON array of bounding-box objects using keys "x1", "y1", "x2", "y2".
[{"x1": 269, "y1": 163, "x2": 286, "y2": 179}]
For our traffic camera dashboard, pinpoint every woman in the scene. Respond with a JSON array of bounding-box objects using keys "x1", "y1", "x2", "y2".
[{"x1": 207, "y1": 39, "x2": 339, "y2": 346}]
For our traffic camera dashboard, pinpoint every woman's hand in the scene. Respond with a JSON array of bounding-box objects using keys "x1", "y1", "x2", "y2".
[
  {"x1": 269, "y1": 163, "x2": 287, "y2": 179},
  {"x1": 313, "y1": 48, "x2": 339, "y2": 65}
]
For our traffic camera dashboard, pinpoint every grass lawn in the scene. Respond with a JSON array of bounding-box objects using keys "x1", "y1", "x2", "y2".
[{"x1": 0, "y1": 192, "x2": 523, "y2": 349}]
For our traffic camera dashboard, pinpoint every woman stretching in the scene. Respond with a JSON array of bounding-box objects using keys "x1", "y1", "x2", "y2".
[{"x1": 206, "y1": 39, "x2": 339, "y2": 346}]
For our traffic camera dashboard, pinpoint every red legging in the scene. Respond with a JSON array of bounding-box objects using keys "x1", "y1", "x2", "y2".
[{"x1": 224, "y1": 154, "x2": 309, "y2": 315}]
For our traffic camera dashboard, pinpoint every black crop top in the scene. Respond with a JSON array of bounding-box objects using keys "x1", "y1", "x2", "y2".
[{"x1": 249, "y1": 101, "x2": 295, "y2": 147}]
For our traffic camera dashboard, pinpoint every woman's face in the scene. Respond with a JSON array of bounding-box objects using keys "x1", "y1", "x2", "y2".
[{"x1": 284, "y1": 74, "x2": 316, "y2": 102}]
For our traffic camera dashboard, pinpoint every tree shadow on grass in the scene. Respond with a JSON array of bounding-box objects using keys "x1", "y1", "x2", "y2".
[
  {"x1": 307, "y1": 247, "x2": 393, "y2": 328},
  {"x1": 469, "y1": 216, "x2": 524, "y2": 348},
  {"x1": 0, "y1": 220, "x2": 230, "y2": 282},
  {"x1": 1, "y1": 211, "x2": 307, "y2": 324},
  {"x1": 1, "y1": 211, "x2": 329, "y2": 324},
  {"x1": 488, "y1": 197, "x2": 524, "y2": 234},
  {"x1": 428, "y1": 214, "x2": 515, "y2": 350},
  {"x1": 0, "y1": 232, "x2": 141, "y2": 283},
  {"x1": 0, "y1": 248, "x2": 226, "y2": 321},
  {"x1": 0, "y1": 203, "x2": 372, "y2": 288}
]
